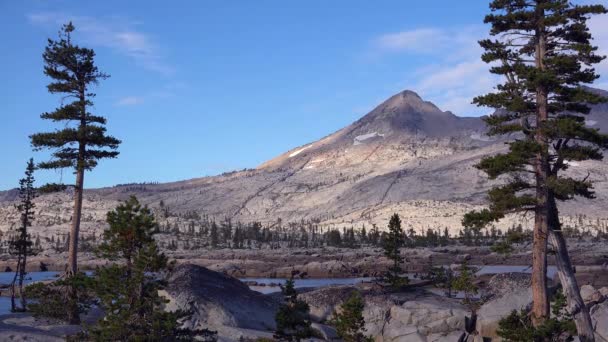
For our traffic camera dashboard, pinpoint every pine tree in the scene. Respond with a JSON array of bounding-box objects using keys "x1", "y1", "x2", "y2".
[
  {"x1": 275, "y1": 278, "x2": 313, "y2": 341},
  {"x1": 10, "y1": 159, "x2": 37, "y2": 312},
  {"x1": 89, "y1": 196, "x2": 216, "y2": 341},
  {"x1": 30, "y1": 22, "x2": 120, "y2": 275},
  {"x1": 332, "y1": 291, "x2": 372, "y2": 342},
  {"x1": 463, "y1": 0, "x2": 607, "y2": 332},
  {"x1": 451, "y1": 260, "x2": 478, "y2": 312},
  {"x1": 210, "y1": 221, "x2": 219, "y2": 248},
  {"x1": 382, "y1": 214, "x2": 407, "y2": 289}
]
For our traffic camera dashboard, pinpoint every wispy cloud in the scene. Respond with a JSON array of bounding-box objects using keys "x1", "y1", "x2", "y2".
[
  {"x1": 374, "y1": 26, "x2": 495, "y2": 116},
  {"x1": 376, "y1": 28, "x2": 446, "y2": 53},
  {"x1": 27, "y1": 12, "x2": 174, "y2": 76},
  {"x1": 114, "y1": 82, "x2": 187, "y2": 106},
  {"x1": 373, "y1": 18, "x2": 608, "y2": 116},
  {"x1": 116, "y1": 96, "x2": 145, "y2": 106},
  {"x1": 589, "y1": 15, "x2": 608, "y2": 87}
]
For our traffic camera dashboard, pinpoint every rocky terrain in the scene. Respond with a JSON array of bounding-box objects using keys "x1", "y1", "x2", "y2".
[
  {"x1": 0, "y1": 265, "x2": 606, "y2": 341},
  {"x1": 2, "y1": 88, "x2": 608, "y2": 252},
  {"x1": 1, "y1": 238, "x2": 607, "y2": 280}
]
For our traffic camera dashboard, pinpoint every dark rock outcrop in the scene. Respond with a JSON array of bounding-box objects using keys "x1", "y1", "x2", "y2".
[{"x1": 163, "y1": 264, "x2": 278, "y2": 340}]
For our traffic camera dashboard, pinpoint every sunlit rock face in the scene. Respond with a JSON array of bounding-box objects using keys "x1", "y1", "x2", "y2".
[{"x1": 2, "y1": 88, "x2": 608, "y2": 243}]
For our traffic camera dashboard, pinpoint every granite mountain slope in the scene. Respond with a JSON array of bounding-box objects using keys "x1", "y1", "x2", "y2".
[{"x1": 2, "y1": 89, "x2": 608, "y2": 240}]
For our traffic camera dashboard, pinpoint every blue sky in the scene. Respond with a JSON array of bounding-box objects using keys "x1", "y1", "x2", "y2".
[{"x1": 1, "y1": 0, "x2": 607, "y2": 190}]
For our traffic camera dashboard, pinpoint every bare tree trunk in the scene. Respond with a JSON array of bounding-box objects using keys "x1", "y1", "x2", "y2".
[
  {"x1": 67, "y1": 88, "x2": 87, "y2": 276},
  {"x1": 532, "y1": 209, "x2": 550, "y2": 325},
  {"x1": 548, "y1": 195, "x2": 595, "y2": 341},
  {"x1": 65, "y1": 91, "x2": 87, "y2": 325},
  {"x1": 531, "y1": 2, "x2": 550, "y2": 326},
  {"x1": 67, "y1": 165, "x2": 84, "y2": 276},
  {"x1": 10, "y1": 258, "x2": 21, "y2": 312},
  {"x1": 19, "y1": 246, "x2": 27, "y2": 311}
]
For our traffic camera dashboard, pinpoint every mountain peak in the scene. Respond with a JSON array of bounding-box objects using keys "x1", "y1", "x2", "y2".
[
  {"x1": 382, "y1": 90, "x2": 429, "y2": 109},
  {"x1": 351, "y1": 90, "x2": 482, "y2": 138}
]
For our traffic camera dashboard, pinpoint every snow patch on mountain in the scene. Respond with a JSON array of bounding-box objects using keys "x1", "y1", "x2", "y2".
[
  {"x1": 289, "y1": 145, "x2": 313, "y2": 158},
  {"x1": 586, "y1": 119, "x2": 598, "y2": 127},
  {"x1": 354, "y1": 132, "x2": 384, "y2": 145}
]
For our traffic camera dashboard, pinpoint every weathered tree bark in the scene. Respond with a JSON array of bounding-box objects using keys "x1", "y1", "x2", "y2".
[
  {"x1": 65, "y1": 91, "x2": 87, "y2": 325},
  {"x1": 548, "y1": 195, "x2": 595, "y2": 341},
  {"x1": 532, "y1": 200, "x2": 550, "y2": 325},
  {"x1": 18, "y1": 247, "x2": 27, "y2": 310},
  {"x1": 10, "y1": 257, "x2": 21, "y2": 312},
  {"x1": 67, "y1": 164, "x2": 84, "y2": 275},
  {"x1": 531, "y1": 2, "x2": 550, "y2": 326},
  {"x1": 67, "y1": 90, "x2": 87, "y2": 276}
]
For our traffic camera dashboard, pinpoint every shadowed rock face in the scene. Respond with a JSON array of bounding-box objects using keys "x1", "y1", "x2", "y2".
[
  {"x1": 347, "y1": 90, "x2": 484, "y2": 138},
  {"x1": 163, "y1": 264, "x2": 279, "y2": 333},
  {"x1": 1, "y1": 88, "x2": 608, "y2": 238}
]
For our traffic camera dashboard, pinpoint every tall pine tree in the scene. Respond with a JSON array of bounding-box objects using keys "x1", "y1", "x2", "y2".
[
  {"x1": 10, "y1": 159, "x2": 37, "y2": 312},
  {"x1": 463, "y1": 0, "x2": 607, "y2": 336},
  {"x1": 382, "y1": 213, "x2": 407, "y2": 289},
  {"x1": 30, "y1": 22, "x2": 120, "y2": 275}
]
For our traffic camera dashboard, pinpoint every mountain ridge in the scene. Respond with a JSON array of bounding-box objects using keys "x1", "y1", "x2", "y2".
[{"x1": 1, "y1": 88, "x2": 608, "y2": 236}]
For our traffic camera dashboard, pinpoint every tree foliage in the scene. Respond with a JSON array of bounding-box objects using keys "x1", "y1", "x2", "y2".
[
  {"x1": 462, "y1": 0, "x2": 607, "y2": 326},
  {"x1": 463, "y1": 0, "x2": 608, "y2": 229},
  {"x1": 332, "y1": 292, "x2": 372, "y2": 342},
  {"x1": 26, "y1": 272, "x2": 95, "y2": 322},
  {"x1": 85, "y1": 196, "x2": 216, "y2": 341},
  {"x1": 10, "y1": 159, "x2": 38, "y2": 312},
  {"x1": 30, "y1": 21, "x2": 120, "y2": 276},
  {"x1": 497, "y1": 290, "x2": 576, "y2": 341},
  {"x1": 275, "y1": 278, "x2": 313, "y2": 341},
  {"x1": 382, "y1": 213, "x2": 408, "y2": 289},
  {"x1": 451, "y1": 260, "x2": 479, "y2": 311},
  {"x1": 31, "y1": 22, "x2": 120, "y2": 171}
]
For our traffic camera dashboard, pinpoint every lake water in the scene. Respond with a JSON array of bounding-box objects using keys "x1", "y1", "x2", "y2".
[
  {"x1": 0, "y1": 271, "x2": 60, "y2": 286},
  {"x1": 476, "y1": 265, "x2": 558, "y2": 278},
  {"x1": 0, "y1": 265, "x2": 561, "y2": 313},
  {"x1": 241, "y1": 277, "x2": 375, "y2": 294}
]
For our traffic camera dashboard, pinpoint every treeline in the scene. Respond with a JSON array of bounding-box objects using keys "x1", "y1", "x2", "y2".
[{"x1": 153, "y1": 211, "x2": 608, "y2": 252}]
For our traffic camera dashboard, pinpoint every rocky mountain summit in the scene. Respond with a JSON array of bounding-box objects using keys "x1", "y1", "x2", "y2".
[{"x1": 2, "y1": 89, "x2": 608, "y2": 241}]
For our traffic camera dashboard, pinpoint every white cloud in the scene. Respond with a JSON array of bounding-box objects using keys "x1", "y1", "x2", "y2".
[
  {"x1": 376, "y1": 28, "x2": 446, "y2": 53},
  {"x1": 116, "y1": 96, "x2": 144, "y2": 106},
  {"x1": 373, "y1": 16, "x2": 608, "y2": 117},
  {"x1": 27, "y1": 12, "x2": 174, "y2": 76},
  {"x1": 418, "y1": 60, "x2": 488, "y2": 91},
  {"x1": 588, "y1": 15, "x2": 608, "y2": 88},
  {"x1": 114, "y1": 81, "x2": 188, "y2": 105},
  {"x1": 374, "y1": 26, "x2": 495, "y2": 116}
]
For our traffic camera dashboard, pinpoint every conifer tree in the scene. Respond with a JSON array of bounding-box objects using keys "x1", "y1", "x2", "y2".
[
  {"x1": 463, "y1": 0, "x2": 607, "y2": 333},
  {"x1": 10, "y1": 159, "x2": 37, "y2": 312},
  {"x1": 30, "y1": 22, "x2": 120, "y2": 275},
  {"x1": 332, "y1": 291, "x2": 372, "y2": 342},
  {"x1": 451, "y1": 261, "x2": 478, "y2": 312},
  {"x1": 275, "y1": 278, "x2": 313, "y2": 341},
  {"x1": 89, "y1": 196, "x2": 216, "y2": 341},
  {"x1": 382, "y1": 213, "x2": 407, "y2": 289},
  {"x1": 210, "y1": 221, "x2": 219, "y2": 248}
]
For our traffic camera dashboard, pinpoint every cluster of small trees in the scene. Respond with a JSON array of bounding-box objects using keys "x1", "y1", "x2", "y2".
[{"x1": 274, "y1": 278, "x2": 373, "y2": 342}]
